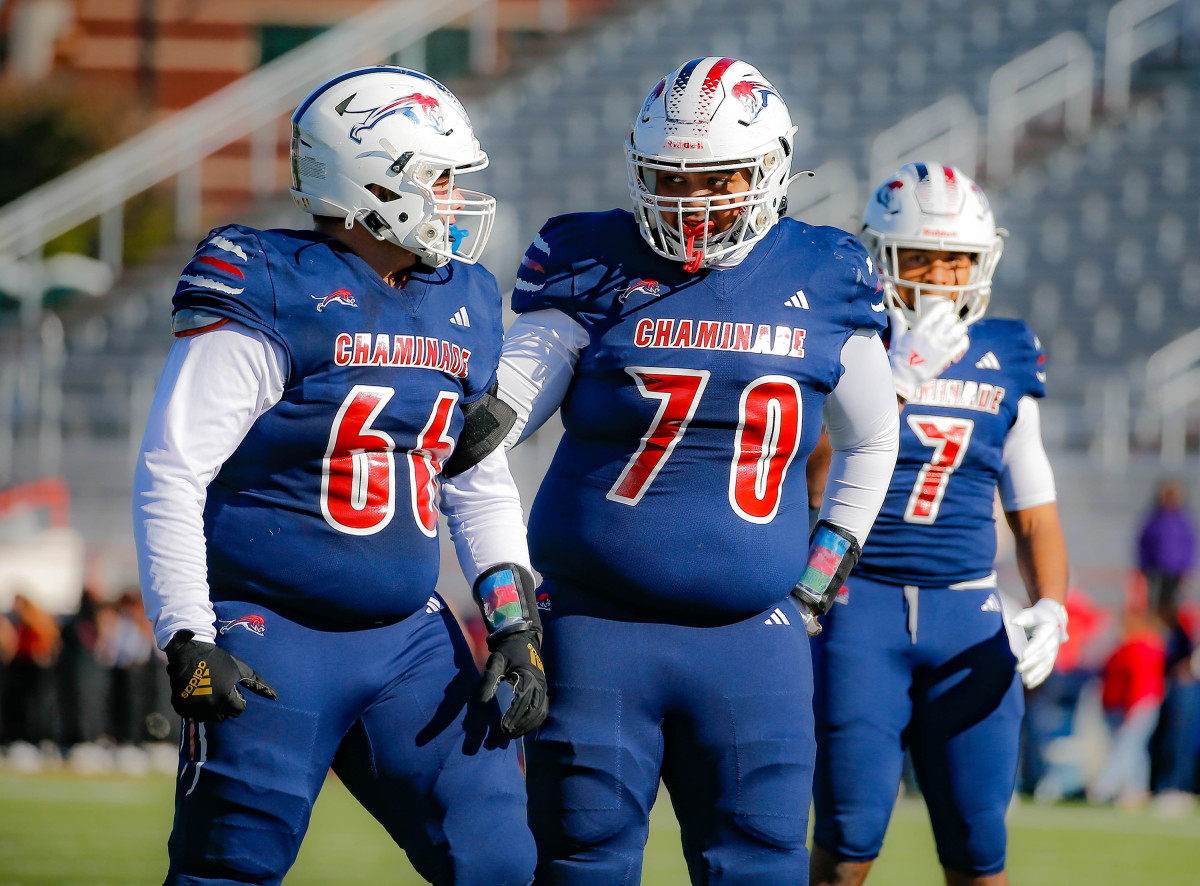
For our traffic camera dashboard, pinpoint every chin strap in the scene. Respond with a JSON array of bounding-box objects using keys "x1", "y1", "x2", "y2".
[{"x1": 346, "y1": 207, "x2": 390, "y2": 241}]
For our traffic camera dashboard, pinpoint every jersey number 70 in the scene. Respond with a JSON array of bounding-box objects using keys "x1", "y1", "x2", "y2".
[{"x1": 607, "y1": 367, "x2": 802, "y2": 524}]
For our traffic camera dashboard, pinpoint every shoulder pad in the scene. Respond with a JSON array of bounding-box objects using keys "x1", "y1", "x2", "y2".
[
  {"x1": 173, "y1": 225, "x2": 274, "y2": 338},
  {"x1": 512, "y1": 211, "x2": 639, "y2": 315}
]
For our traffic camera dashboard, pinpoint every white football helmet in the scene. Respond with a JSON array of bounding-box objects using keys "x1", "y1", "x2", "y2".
[
  {"x1": 861, "y1": 162, "x2": 1004, "y2": 326},
  {"x1": 290, "y1": 66, "x2": 496, "y2": 268},
  {"x1": 627, "y1": 57, "x2": 799, "y2": 270}
]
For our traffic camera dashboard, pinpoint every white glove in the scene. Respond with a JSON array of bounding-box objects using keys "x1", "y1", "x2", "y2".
[
  {"x1": 888, "y1": 300, "x2": 970, "y2": 401},
  {"x1": 1009, "y1": 598, "x2": 1069, "y2": 689},
  {"x1": 799, "y1": 606, "x2": 822, "y2": 636}
]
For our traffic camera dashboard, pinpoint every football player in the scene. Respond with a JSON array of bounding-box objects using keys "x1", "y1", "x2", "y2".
[
  {"x1": 132, "y1": 67, "x2": 543, "y2": 886},
  {"x1": 495, "y1": 57, "x2": 900, "y2": 884},
  {"x1": 808, "y1": 162, "x2": 1070, "y2": 886}
]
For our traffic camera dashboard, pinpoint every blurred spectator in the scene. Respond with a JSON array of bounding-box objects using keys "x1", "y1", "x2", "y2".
[
  {"x1": 1149, "y1": 603, "x2": 1200, "y2": 813},
  {"x1": 101, "y1": 589, "x2": 161, "y2": 744},
  {"x1": 1020, "y1": 587, "x2": 1111, "y2": 800},
  {"x1": 0, "y1": 612, "x2": 16, "y2": 740},
  {"x1": 1137, "y1": 478, "x2": 1196, "y2": 622},
  {"x1": 1089, "y1": 611, "x2": 1167, "y2": 807},
  {"x1": 2, "y1": 592, "x2": 63, "y2": 745},
  {"x1": 56, "y1": 586, "x2": 116, "y2": 747}
]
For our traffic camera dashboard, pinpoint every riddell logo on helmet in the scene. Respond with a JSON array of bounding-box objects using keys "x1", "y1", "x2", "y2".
[
  {"x1": 922, "y1": 228, "x2": 959, "y2": 237},
  {"x1": 665, "y1": 138, "x2": 705, "y2": 150}
]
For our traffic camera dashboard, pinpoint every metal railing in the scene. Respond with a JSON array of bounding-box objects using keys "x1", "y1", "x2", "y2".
[
  {"x1": 0, "y1": 0, "x2": 493, "y2": 270},
  {"x1": 1135, "y1": 324, "x2": 1200, "y2": 464},
  {"x1": 786, "y1": 161, "x2": 859, "y2": 231},
  {"x1": 869, "y1": 94, "x2": 979, "y2": 183},
  {"x1": 1105, "y1": 0, "x2": 1195, "y2": 114},
  {"x1": 987, "y1": 31, "x2": 1094, "y2": 182}
]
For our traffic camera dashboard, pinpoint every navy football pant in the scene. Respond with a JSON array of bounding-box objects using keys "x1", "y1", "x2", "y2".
[
  {"x1": 810, "y1": 575, "x2": 1023, "y2": 877},
  {"x1": 526, "y1": 583, "x2": 815, "y2": 885},
  {"x1": 166, "y1": 598, "x2": 534, "y2": 886}
]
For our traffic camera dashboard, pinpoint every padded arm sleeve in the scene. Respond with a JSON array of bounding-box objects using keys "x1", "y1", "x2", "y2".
[
  {"x1": 441, "y1": 447, "x2": 532, "y2": 587},
  {"x1": 820, "y1": 330, "x2": 900, "y2": 543},
  {"x1": 441, "y1": 383, "x2": 518, "y2": 478},
  {"x1": 999, "y1": 396, "x2": 1057, "y2": 511},
  {"x1": 133, "y1": 322, "x2": 285, "y2": 649},
  {"x1": 497, "y1": 308, "x2": 590, "y2": 448}
]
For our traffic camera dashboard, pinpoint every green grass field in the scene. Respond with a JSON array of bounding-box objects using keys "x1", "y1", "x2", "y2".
[{"x1": 1, "y1": 770, "x2": 1198, "y2": 885}]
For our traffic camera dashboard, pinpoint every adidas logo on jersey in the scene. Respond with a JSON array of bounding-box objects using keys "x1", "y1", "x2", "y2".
[
  {"x1": 785, "y1": 290, "x2": 809, "y2": 309},
  {"x1": 981, "y1": 593, "x2": 1002, "y2": 613},
  {"x1": 180, "y1": 662, "x2": 212, "y2": 699},
  {"x1": 975, "y1": 351, "x2": 1001, "y2": 370},
  {"x1": 450, "y1": 307, "x2": 470, "y2": 327},
  {"x1": 764, "y1": 607, "x2": 791, "y2": 626},
  {"x1": 424, "y1": 595, "x2": 444, "y2": 615}
]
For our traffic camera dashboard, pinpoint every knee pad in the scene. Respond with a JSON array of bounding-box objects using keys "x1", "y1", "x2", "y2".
[{"x1": 935, "y1": 811, "x2": 1007, "y2": 877}]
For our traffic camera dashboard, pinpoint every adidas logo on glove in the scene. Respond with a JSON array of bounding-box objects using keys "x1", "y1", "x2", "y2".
[{"x1": 180, "y1": 662, "x2": 213, "y2": 699}]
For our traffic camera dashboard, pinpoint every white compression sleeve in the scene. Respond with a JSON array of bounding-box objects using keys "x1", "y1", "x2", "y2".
[
  {"x1": 441, "y1": 446, "x2": 532, "y2": 587},
  {"x1": 133, "y1": 323, "x2": 286, "y2": 648},
  {"x1": 497, "y1": 309, "x2": 589, "y2": 447},
  {"x1": 819, "y1": 331, "x2": 901, "y2": 543},
  {"x1": 999, "y1": 396, "x2": 1057, "y2": 511}
]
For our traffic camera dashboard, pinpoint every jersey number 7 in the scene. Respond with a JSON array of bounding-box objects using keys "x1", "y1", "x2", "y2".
[
  {"x1": 607, "y1": 367, "x2": 802, "y2": 524},
  {"x1": 904, "y1": 414, "x2": 974, "y2": 524}
]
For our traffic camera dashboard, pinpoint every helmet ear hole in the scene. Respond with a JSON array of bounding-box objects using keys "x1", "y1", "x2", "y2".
[{"x1": 368, "y1": 184, "x2": 402, "y2": 202}]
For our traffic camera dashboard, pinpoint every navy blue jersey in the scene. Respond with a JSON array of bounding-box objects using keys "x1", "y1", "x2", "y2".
[
  {"x1": 173, "y1": 225, "x2": 504, "y2": 625},
  {"x1": 856, "y1": 318, "x2": 1046, "y2": 587},
  {"x1": 513, "y1": 210, "x2": 884, "y2": 620}
]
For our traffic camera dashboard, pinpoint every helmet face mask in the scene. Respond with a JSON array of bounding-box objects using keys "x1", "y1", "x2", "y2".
[
  {"x1": 861, "y1": 162, "x2": 1004, "y2": 326},
  {"x1": 627, "y1": 58, "x2": 797, "y2": 271},
  {"x1": 290, "y1": 66, "x2": 496, "y2": 268}
]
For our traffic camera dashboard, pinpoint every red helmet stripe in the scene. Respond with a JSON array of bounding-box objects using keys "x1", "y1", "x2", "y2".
[
  {"x1": 697, "y1": 57, "x2": 737, "y2": 120},
  {"x1": 942, "y1": 164, "x2": 956, "y2": 184}
]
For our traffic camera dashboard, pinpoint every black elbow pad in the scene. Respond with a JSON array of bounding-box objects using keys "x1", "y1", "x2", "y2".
[{"x1": 442, "y1": 382, "x2": 518, "y2": 478}]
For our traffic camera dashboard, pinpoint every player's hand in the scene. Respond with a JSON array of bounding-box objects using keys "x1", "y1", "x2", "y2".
[
  {"x1": 889, "y1": 299, "x2": 970, "y2": 400},
  {"x1": 164, "y1": 630, "x2": 278, "y2": 722},
  {"x1": 1009, "y1": 598, "x2": 1069, "y2": 689},
  {"x1": 798, "y1": 605, "x2": 823, "y2": 636},
  {"x1": 479, "y1": 628, "x2": 548, "y2": 738}
]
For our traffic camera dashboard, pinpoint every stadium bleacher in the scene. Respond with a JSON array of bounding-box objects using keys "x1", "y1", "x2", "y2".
[{"x1": 0, "y1": 0, "x2": 1198, "y2": 605}]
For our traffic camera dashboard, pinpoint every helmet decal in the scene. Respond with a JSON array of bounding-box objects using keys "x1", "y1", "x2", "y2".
[
  {"x1": 344, "y1": 93, "x2": 449, "y2": 143},
  {"x1": 640, "y1": 79, "x2": 666, "y2": 123},
  {"x1": 731, "y1": 80, "x2": 777, "y2": 124},
  {"x1": 874, "y1": 178, "x2": 905, "y2": 214}
]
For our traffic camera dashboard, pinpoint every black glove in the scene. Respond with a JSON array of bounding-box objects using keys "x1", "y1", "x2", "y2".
[
  {"x1": 479, "y1": 628, "x2": 548, "y2": 738},
  {"x1": 164, "y1": 629, "x2": 278, "y2": 722}
]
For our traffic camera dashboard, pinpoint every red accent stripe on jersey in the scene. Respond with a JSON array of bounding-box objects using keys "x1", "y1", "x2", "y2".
[
  {"x1": 697, "y1": 57, "x2": 737, "y2": 120},
  {"x1": 174, "y1": 317, "x2": 230, "y2": 338},
  {"x1": 197, "y1": 255, "x2": 245, "y2": 278},
  {"x1": 942, "y1": 165, "x2": 956, "y2": 184}
]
